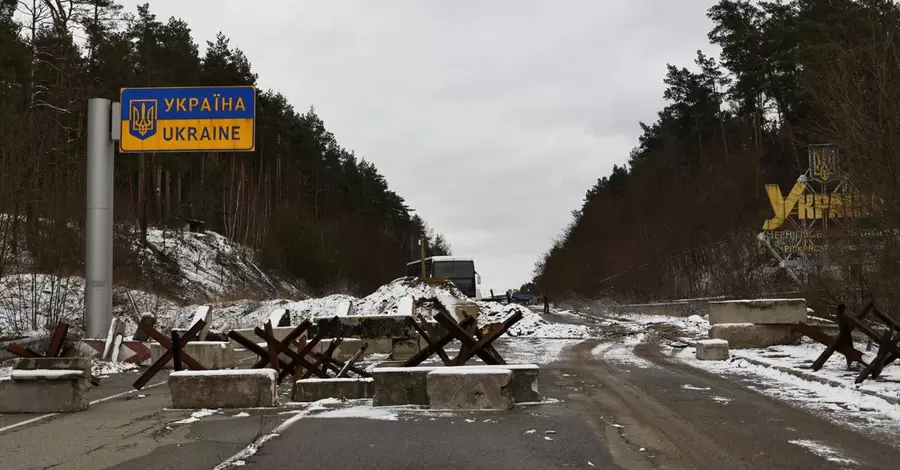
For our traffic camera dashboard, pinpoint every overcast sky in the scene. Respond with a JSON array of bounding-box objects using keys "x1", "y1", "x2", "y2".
[{"x1": 120, "y1": 0, "x2": 719, "y2": 294}]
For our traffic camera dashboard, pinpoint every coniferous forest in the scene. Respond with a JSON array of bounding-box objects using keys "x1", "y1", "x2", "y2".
[
  {"x1": 533, "y1": 0, "x2": 900, "y2": 307},
  {"x1": 0, "y1": 1, "x2": 450, "y2": 297}
]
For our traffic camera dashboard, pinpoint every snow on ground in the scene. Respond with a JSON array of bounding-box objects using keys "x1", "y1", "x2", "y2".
[
  {"x1": 0, "y1": 274, "x2": 86, "y2": 338},
  {"x1": 730, "y1": 340, "x2": 900, "y2": 403},
  {"x1": 92, "y1": 359, "x2": 139, "y2": 376},
  {"x1": 788, "y1": 439, "x2": 858, "y2": 465},
  {"x1": 479, "y1": 303, "x2": 596, "y2": 339},
  {"x1": 170, "y1": 408, "x2": 220, "y2": 425},
  {"x1": 586, "y1": 309, "x2": 900, "y2": 445},
  {"x1": 676, "y1": 347, "x2": 900, "y2": 441}
]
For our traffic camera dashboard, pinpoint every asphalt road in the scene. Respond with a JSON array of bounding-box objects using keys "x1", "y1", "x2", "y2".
[
  {"x1": 236, "y1": 339, "x2": 900, "y2": 469},
  {"x1": 1, "y1": 338, "x2": 897, "y2": 469}
]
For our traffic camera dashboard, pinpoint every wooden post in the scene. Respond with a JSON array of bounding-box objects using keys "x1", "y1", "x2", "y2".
[
  {"x1": 172, "y1": 330, "x2": 182, "y2": 371},
  {"x1": 420, "y1": 236, "x2": 426, "y2": 279}
]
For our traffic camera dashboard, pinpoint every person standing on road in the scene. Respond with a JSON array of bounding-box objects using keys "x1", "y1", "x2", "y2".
[{"x1": 543, "y1": 294, "x2": 550, "y2": 314}]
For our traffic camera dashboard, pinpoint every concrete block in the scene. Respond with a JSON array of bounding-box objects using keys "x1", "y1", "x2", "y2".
[
  {"x1": 229, "y1": 326, "x2": 304, "y2": 345},
  {"x1": 709, "y1": 298, "x2": 807, "y2": 325},
  {"x1": 15, "y1": 357, "x2": 91, "y2": 375},
  {"x1": 695, "y1": 339, "x2": 729, "y2": 360},
  {"x1": 294, "y1": 378, "x2": 375, "y2": 401},
  {"x1": 150, "y1": 341, "x2": 236, "y2": 369},
  {"x1": 504, "y1": 364, "x2": 540, "y2": 403},
  {"x1": 391, "y1": 338, "x2": 420, "y2": 360},
  {"x1": 372, "y1": 338, "x2": 393, "y2": 354},
  {"x1": 372, "y1": 367, "x2": 432, "y2": 406},
  {"x1": 708, "y1": 323, "x2": 801, "y2": 349},
  {"x1": 0, "y1": 376, "x2": 89, "y2": 413},
  {"x1": 312, "y1": 315, "x2": 417, "y2": 339},
  {"x1": 0, "y1": 357, "x2": 91, "y2": 413},
  {"x1": 313, "y1": 338, "x2": 370, "y2": 361},
  {"x1": 426, "y1": 367, "x2": 514, "y2": 410},
  {"x1": 168, "y1": 369, "x2": 278, "y2": 409},
  {"x1": 372, "y1": 364, "x2": 538, "y2": 406},
  {"x1": 184, "y1": 341, "x2": 235, "y2": 369},
  {"x1": 190, "y1": 305, "x2": 213, "y2": 340}
]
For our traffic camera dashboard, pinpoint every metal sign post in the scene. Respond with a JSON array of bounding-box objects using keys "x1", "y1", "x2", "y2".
[{"x1": 85, "y1": 98, "x2": 115, "y2": 338}]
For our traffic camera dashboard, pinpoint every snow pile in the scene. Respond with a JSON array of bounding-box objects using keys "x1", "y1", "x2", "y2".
[
  {"x1": 134, "y1": 229, "x2": 299, "y2": 301},
  {"x1": 352, "y1": 277, "x2": 467, "y2": 316},
  {"x1": 477, "y1": 303, "x2": 595, "y2": 339}
]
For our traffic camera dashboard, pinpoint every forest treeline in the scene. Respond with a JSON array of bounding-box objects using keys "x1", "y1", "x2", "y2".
[
  {"x1": 534, "y1": 0, "x2": 900, "y2": 306},
  {"x1": 0, "y1": 1, "x2": 449, "y2": 297}
]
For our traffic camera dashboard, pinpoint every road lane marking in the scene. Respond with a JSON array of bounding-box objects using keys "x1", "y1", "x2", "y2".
[
  {"x1": 213, "y1": 408, "x2": 311, "y2": 469},
  {"x1": 0, "y1": 380, "x2": 165, "y2": 434}
]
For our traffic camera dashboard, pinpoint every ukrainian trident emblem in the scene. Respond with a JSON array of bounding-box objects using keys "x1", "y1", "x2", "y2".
[
  {"x1": 129, "y1": 99, "x2": 158, "y2": 140},
  {"x1": 809, "y1": 145, "x2": 840, "y2": 182}
]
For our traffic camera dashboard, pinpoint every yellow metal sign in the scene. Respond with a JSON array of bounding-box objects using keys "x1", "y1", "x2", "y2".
[{"x1": 119, "y1": 86, "x2": 256, "y2": 153}]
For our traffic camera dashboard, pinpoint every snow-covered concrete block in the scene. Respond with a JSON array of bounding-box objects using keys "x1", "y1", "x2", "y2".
[
  {"x1": 336, "y1": 300, "x2": 353, "y2": 316},
  {"x1": 267, "y1": 308, "x2": 289, "y2": 327},
  {"x1": 0, "y1": 357, "x2": 91, "y2": 413},
  {"x1": 168, "y1": 369, "x2": 278, "y2": 409},
  {"x1": 708, "y1": 323, "x2": 801, "y2": 349},
  {"x1": 190, "y1": 305, "x2": 213, "y2": 341},
  {"x1": 426, "y1": 367, "x2": 515, "y2": 410},
  {"x1": 709, "y1": 299, "x2": 807, "y2": 325},
  {"x1": 695, "y1": 339, "x2": 729, "y2": 360},
  {"x1": 396, "y1": 296, "x2": 414, "y2": 316},
  {"x1": 150, "y1": 341, "x2": 236, "y2": 369},
  {"x1": 294, "y1": 378, "x2": 374, "y2": 401}
]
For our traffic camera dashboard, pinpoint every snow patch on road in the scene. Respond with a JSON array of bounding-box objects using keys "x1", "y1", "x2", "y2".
[
  {"x1": 310, "y1": 405, "x2": 399, "y2": 421},
  {"x1": 91, "y1": 360, "x2": 139, "y2": 375},
  {"x1": 501, "y1": 338, "x2": 583, "y2": 364},
  {"x1": 172, "y1": 408, "x2": 219, "y2": 424},
  {"x1": 682, "y1": 384, "x2": 711, "y2": 391},
  {"x1": 789, "y1": 439, "x2": 858, "y2": 465}
]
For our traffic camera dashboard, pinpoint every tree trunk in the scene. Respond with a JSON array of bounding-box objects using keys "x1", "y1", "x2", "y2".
[{"x1": 164, "y1": 169, "x2": 171, "y2": 224}]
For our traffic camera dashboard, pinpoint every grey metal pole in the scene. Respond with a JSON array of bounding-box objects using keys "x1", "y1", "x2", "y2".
[{"x1": 86, "y1": 98, "x2": 113, "y2": 338}]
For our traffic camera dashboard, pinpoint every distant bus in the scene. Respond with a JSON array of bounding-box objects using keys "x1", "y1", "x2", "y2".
[{"x1": 406, "y1": 256, "x2": 482, "y2": 299}]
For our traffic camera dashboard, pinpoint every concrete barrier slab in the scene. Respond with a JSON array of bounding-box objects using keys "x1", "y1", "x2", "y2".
[
  {"x1": 15, "y1": 357, "x2": 91, "y2": 375},
  {"x1": 150, "y1": 341, "x2": 236, "y2": 369},
  {"x1": 426, "y1": 367, "x2": 514, "y2": 410},
  {"x1": 294, "y1": 378, "x2": 375, "y2": 401},
  {"x1": 696, "y1": 339, "x2": 729, "y2": 360},
  {"x1": 313, "y1": 338, "x2": 370, "y2": 361},
  {"x1": 709, "y1": 299, "x2": 807, "y2": 325},
  {"x1": 168, "y1": 369, "x2": 278, "y2": 409},
  {"x1": 0, "y1": 376, "x2": 89, "y2": 413},
  {"x1": 372, "y1": 367, "x2": 432, "y2": 406},
  {"x1": 709, "y1": 323, "x2": 801, "y2": 349},
  {"x1": 0, "y1": 357, "x2": 91, "y2": 413},
  {"x1": 372, "y1": 364, "x2": 539, "y2": 406},
  {"x1": 312, "y1": 315, "x2": 416, "y2": 339},
  {"x1": 391, "y1": 338, "x2": 420, "y2": 361}
]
